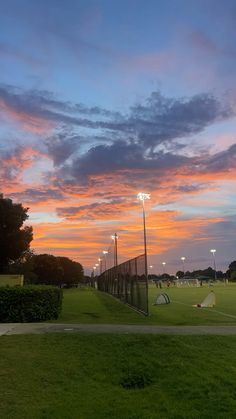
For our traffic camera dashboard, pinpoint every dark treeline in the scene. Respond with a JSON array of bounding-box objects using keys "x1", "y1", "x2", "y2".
[
  {"x1": 149, "y1": 261, "x2": 236, "y2": 281},
  {"x1": 0, "y1": 194, "x2": 84, "y2": 287},
  {"x1": 11, "y1": 251, "x2": 84, "y2": 287}
]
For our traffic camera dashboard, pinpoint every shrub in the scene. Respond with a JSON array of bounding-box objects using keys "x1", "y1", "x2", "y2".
[{"x1": 0, "y1": 285, "x2": 63, "y2": 322}]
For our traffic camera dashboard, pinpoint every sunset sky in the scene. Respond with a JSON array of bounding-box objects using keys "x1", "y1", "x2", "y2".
[{"x1": 1, "y1": 0, "x2": 236, "y2": 275}]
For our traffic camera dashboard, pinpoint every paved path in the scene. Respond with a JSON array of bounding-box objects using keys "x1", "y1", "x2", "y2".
[{"x1": 1, "y1": 323, "x2": 236, "y2": 336}]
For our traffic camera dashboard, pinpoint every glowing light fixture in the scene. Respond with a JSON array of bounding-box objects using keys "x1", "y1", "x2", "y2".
[
  {"x1": 111, "y1": 233, "x2": 118, "y2": 266},
  {"x1": 103, "y1": 250, "x2": 108, "y2": 271},
  {"x1": 210, "y1": 249, "x2": 217, "y2": 280},
  {"x1": 181, "y1": 256, "x2": 186, "y2": 274},
  {"x1": 137, "y1": 192, "x2": 150, "y2": 316},
  {"x1": 137, "y1": 192, "x2": 150, "y2": 201},
  {"x1": 162, "y1": 262, "x2": 166, "y2": 274}
]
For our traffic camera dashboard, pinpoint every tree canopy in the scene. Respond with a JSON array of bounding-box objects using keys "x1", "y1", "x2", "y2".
[
  {"x1": 229, "y1": 261, "x2": 236, "y2": 272},
  {"x1": 16, "y1": 253, "x2": 84, "y2": 287},
  {"x1": 228, "y1": 261, "x2": 236, "y2": 281},
  {"x1": 32, "y1": 254, "x2": 64, "y2": 286},
  {"x1": 57, "y1": 256, "x2": 83, "y2": 286},
  {"x1": 0, "y1": 194, "x2": 33, "y2": 273}
]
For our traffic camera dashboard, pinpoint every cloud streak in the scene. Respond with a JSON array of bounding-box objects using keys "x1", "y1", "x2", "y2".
[{"x1": 1, "y1": 84, "x2": 235, "y2": 272}]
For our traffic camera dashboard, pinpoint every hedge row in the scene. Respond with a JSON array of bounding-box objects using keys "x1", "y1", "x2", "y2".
[{"x1": 0, "y1": 285, "x2": 63, "y2": 322}]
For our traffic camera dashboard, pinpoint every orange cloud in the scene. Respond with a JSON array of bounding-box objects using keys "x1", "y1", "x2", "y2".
[
  {"x1": 0, "y1": 99, "x2": 53, "y2": 133},
  {"x1": 29, "y1": 202, "x2": 224, "y2": 272}
]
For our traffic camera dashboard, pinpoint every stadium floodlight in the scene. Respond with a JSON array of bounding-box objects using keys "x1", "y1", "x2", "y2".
[
  {"x1": 181, "y1": 256, "x2": 186, "y2": 274},
  {"x1": 137, "y1": 192, "x2": 151, "y2": 201},
  {"x1": 210, "y1": 249, "x2": 217, "y2": 280},
  {"x1": 98, "y1": 257, "x2": 102, "y2": 274},
  {"x1": 103, "y1": 250, "x2": 108, "y2": 271},
  {"x1": 137, "y1": 192, "x2": 150, "y2": 277},
  {"x1": 162, "y1": 262, "x2": 166, "y2": 274},
  {"x1": 137, "y1": 192, "x2": 150, "y2": 316},
  {"x1": 111, "y1": 233, "x2": 118, "y2": 266},
  {"x1": 149, "y1": 265, "x2": 153, "y2": 276}
]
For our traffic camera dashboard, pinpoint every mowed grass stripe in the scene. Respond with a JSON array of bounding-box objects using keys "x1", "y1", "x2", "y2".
[
  {"x1": 172, "y1": 299, "x2": 236, "y2": 320},
  {"x1": 53, "y1": 283, "x2": 236, "y2": 326},
  {"x1": 1, "y1": 333, "x2": 236, "y2": 418}
]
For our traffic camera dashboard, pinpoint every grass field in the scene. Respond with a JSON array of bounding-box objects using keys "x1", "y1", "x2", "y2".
[
  {"x1": 1, "y1": 332, "x2": 236, "y2": 418},
  {"x1": 54, "y1": 283, "x2": 236, "y2": 325},
  {"x1": 2, "y1": 284, "x2": 236, "y2": 418}
]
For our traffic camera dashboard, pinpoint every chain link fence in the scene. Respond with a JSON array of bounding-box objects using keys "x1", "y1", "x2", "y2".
[{"x1": 96, "y1": 254, "x2": 148, "y2": 315}]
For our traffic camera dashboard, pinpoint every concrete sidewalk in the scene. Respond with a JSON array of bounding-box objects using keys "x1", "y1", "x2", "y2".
[{"x1": 1, "y1": 323, "x2": 236, "y2": 336}]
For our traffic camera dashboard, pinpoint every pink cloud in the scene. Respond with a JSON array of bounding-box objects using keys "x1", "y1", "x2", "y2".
[{"x1": 0, "y1": 99, "x2": 54, "y2": 134}]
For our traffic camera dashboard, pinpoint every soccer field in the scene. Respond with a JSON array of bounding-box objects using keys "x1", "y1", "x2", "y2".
[
  {"x1": 148, "y1": 282, "x2": 236, "y2": 325},
  {"x1": 55, "y1": 283, "x2": 236, "y2": 325}
]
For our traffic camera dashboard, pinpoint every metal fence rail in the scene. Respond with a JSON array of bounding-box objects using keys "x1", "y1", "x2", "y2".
[{"x1": 96, "y1": 254, "x2": 148, "y2": 316}]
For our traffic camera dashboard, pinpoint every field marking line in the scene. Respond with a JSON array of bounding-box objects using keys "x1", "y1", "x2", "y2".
[
  {"x1": 203, "y1": 309, "x2": 236, "y2": 319},
  {"x1": 172, "y1": 300, "x2": 236, "y2": 320},
  {"x1": 171, "y1": 300, "x2": 191, "y2": 307}
]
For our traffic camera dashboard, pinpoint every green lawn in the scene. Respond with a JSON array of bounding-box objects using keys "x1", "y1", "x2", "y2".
[
  {"x1": 1, "y1": 333, "x2": 236, "y2": 418},
  {"x1": 54, "y1": 283, "x2": 236, "y2": 325},
  {"x1": 2, "y1": 285, "x2": 236, "y2": 418}
]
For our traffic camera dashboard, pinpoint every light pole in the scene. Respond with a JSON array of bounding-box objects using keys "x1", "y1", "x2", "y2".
[
  {"x1": 181, "y1": 257, "x2": 186, "y2": 275},
  {"x1": 210, "y1": 249, "x2": 217, "y2": 280},
  {"x1": 103, "y1": 250, "x2": 108, "y2": 271},
  {"x1": 162, "y1": 262, "x2": 166, "y2": 274},
  {"x1": 111, "y1": 233, "x2": 118, "y2": 266},
  {"x1": 98, "y1": 258, "x2": 102, "y2": 275},
  {"x1": 137, "y1": 192, "x2": 150, "y2": 316},
  {"x1": 137, "y1": 192, "x2": 150, "y2": 279}
]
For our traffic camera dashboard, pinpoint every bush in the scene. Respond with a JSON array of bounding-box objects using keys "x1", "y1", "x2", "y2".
[{"x1": 0, "y1": 285, "x2": 63, "y2": 322}]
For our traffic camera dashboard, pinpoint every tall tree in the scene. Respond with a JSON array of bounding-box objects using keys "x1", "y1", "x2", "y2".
[
  {"x1": 0, "y1": 194, "x2": 33, "y2": 273},
  {"x1": 229, "y1": 261, "x2": 236, "y2": 272},
  {"x1": 32, "y1": 254, "x2": 64, "y2": 286},
  {"x1": 176, "y1": 270, "x2": 184, "y2": 278},
  {"x1": 57, "y1": 256, "x2": 83, "y2": 286},
  {"x1": 229, "y1": 261, "x2": 236, "y2": 281}
]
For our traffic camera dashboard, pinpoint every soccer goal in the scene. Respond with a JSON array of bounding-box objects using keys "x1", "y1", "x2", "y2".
[
  {"x1": 153, "y1": 292, "x2": 170, "y2": 305},
  {"x1": 193, "y1": 291, "x2": 216, "y2": 308}
]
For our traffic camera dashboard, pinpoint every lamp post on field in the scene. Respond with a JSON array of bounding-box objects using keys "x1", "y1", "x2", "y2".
[
  {"x1": 111, "y1": 233, "x2": 118, "y2": 267},
  {"x1": 98, "y1": 258, "x2": 102, "y2": 275},
  {"x1": 181, "y1": 257, "x2": 186, "y2": 275},
  {"x1": 210, "y1": 249, "x2": 217, "y2": 280},
  {"x1": 137, "y1": 192, "x2": 150, "y2": 280},
  {"x1": 162, "y1": 262, "x2": 166, "y2": 274},
  {"x1": 103, "y1": 250, "x2": 108, "y2": 271},
  {"x1": 137, "y1": 192, "x2": 150, "y2": 316}
]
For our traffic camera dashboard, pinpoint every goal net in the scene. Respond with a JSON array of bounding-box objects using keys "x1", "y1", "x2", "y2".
[
  {"x1": 193, "y1": 291, "x2": 216, "y2": 308},
  {"x1": 153, "y1": 292, "x2": 170, "y2": 305}
]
